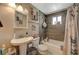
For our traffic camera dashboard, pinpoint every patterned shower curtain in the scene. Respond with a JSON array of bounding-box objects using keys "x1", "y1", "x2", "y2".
[{"x1": 63, "y1": 5, "x2": 79, "y2": 55}]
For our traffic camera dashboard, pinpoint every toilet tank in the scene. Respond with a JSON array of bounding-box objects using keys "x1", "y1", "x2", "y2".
[{"x1": 32, "y1": 37, "x2": 40, "y2": 48}]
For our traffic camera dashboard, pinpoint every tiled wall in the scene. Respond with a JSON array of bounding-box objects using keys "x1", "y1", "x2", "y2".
[{"x1": 46, "y1": 10, "x2": 67, "y2": 41}]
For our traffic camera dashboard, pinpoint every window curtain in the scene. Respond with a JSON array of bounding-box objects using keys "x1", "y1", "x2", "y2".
[{"x1": 63, "y1": 5, "x2": 79, "y2": 55}]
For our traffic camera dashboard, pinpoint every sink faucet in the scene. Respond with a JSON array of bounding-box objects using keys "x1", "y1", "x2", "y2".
[{"x1": 26, "y1": 32, "x2": 28, "y2": 37}]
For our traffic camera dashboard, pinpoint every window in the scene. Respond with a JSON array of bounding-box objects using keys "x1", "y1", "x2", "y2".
[
  {"x1": 53, "y1": 17, "x2": 57, "y2": 25},
  {"x1": 52, "y1": 16, "x2": 62, "y2": 25}
]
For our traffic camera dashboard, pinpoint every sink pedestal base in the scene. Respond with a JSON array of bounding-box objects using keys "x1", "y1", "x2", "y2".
[{"x1": 19, "y1": 44, "x2": 27, "y2": 55}]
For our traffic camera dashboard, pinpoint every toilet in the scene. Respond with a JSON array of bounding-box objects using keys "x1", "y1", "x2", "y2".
[
  {"x1": 38, "y1": 44, "x2": 48, "y2": 55},
  {"x1": 32, "y1": 37, "x2": 48, "y2": 54}
]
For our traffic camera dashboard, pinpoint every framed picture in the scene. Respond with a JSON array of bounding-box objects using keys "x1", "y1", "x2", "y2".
[
  {"x1": 30, "y1": 7, "x2": 39, "y2": 23},
  {"x1": 28, "y1": 22, "x2": 39, "y2": 35}
]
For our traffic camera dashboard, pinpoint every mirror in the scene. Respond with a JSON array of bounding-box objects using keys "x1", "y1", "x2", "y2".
[
  {"x1": 15, "y1": 11, "x2": 28, "y2": 28},
  {"x1": 14, "y1": 10, "x2": 28, "y2": 39}
]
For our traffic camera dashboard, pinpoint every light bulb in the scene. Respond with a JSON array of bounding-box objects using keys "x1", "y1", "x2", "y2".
[
  {"x1": 24, "y1": 9, "x2": 28, "y2": 14},
  {"x1": 17, "y1": 5, "x2": 23, "y2": 12},
  {"x1": 8, "y1": 3, "x2": 16, "y2": 8}
]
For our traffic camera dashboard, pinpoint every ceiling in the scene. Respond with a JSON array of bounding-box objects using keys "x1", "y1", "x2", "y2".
[{"x1": 31, "y1": 3, "x2": 73, "y2": 15}]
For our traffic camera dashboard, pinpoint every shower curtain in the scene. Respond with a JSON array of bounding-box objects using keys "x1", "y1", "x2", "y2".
[{"x1": 64, "y1": 5, "x2": 79, "y2": 55}]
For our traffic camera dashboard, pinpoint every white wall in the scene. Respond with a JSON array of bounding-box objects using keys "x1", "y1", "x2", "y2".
[{"x1": 0, "y1": 5, "x2": 15, "y2": 47}]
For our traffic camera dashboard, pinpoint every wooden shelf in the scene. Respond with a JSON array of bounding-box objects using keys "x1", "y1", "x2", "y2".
[
  {"x1": 13, "y1": 27, "x2": 27, "y2": 29},
  {"x1": 29, "y1": 20, "x2": 39, "y2": 24}
]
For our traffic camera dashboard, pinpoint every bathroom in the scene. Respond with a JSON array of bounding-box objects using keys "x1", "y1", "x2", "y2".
[{"x1": 0, "y1": 3, "x2": 79, "y2": 55}]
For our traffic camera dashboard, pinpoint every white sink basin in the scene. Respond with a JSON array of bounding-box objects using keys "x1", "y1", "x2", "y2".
[
  {"x1": 11, "y1": 37, "x2": 33, "y2": 55},
  {"x1": 11, "y1": 37, "x2": 33, "y2": 46}
]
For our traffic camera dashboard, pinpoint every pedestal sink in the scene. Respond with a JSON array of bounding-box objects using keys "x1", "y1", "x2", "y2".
[{"x1": 11, "y1": 37, "x2": 33, "y2": 55}]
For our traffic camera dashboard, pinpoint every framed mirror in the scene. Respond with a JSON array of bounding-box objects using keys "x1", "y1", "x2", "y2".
[{"x1": 14, "y1": 11, "x2": 28, "y2": 28}]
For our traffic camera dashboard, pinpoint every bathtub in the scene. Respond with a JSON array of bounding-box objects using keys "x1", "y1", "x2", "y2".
[{"x1": 43, "y1": 39, "x2": 64, "y2": 55}]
